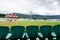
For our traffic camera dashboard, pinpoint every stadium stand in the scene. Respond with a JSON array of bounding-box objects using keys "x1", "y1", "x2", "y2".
[
  {"x1": 26, "y1": 26, "x2": 39, "y2": 40},
  {"x1": 0, "y1": 26, "x2": 9, "y2": 40},
  {"x1": 11, "y1": 26, "x2": 25, "y2": 40},
  {"x1": 0, "y1": 25, "x2": 60, "y2": 40},
  {"x1": 40, "y1": 25, "x2": 52, "y2": 40}
]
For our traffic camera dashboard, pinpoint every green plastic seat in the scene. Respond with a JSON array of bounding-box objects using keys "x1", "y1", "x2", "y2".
[
  {"x1": 26, "y1": 26, "x2": 38, "y2": 40},
  {"x1": 0, "y1": 26, "x2": 9, "y2": 40},
  {"x1": 11, "y1": 26, "x2": 25, "y2": 40},
  {"x1": 53, "y1": 25, "x2": 60, "y2": 40},
  {"x1": 40, "y1": 25, "x2": 52, "y2": 40},
  {"x1": 53, "y1": 25, "x2": 60, "y2": 36}
]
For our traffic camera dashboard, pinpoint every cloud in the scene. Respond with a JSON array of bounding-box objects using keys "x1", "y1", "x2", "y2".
[
  {"x1": 28, "y1": 0, "x2": 60, "y2": 15},
  {"x1": 0, "y1": 0, "x2": 60, "y2": 15}
]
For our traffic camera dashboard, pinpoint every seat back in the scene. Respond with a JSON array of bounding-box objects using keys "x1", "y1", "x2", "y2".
[
  {"x1": 11, "y1": 26, "x2": 25, "y2": 39},
  {"x1": 53, "y1": 25, "x2": 60, "y2": 36},
  {"x1": 0, "y1": 26, "x2": 9, "y2": 39},
  {"x1": 26, "y1": 25, "x2": 38, "y2": 38},
  {"x1": 40, "y1": 25, "x2": 52, "y2": 37}
]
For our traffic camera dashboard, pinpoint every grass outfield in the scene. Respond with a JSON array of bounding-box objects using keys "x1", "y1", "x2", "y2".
[{"x1": 0, "y1": 21, "x2": 60, "y2": 28}]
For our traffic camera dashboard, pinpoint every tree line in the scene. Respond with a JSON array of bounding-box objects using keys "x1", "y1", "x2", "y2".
[{"x1": 0, "y1": 14, "x2": 6, "y2": 18}]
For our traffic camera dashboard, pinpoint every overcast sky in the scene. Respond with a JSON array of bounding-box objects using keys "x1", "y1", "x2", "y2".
[{"x1": 0, "y1": 0, "x2": 60, "y2": 15}]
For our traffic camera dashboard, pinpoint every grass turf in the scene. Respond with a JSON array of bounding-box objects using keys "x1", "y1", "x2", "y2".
[{"x1": 0, "y1": 21, "x2": 60, "y2": 28}]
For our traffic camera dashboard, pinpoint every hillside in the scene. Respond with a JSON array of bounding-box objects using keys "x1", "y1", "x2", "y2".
[
  {"x1": 13, "y1": 13, "x2": 60, "y2": 19},
  {"x1": 0, "y1": 13, "x2": 60, "y2": 19}
]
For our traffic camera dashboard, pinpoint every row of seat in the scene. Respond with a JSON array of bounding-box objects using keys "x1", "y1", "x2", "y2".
[{"x1": 0, "y1": 25, "x2": 60, "y2": 40}]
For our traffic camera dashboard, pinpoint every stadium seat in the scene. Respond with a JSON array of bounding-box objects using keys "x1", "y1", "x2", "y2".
[
  {"x1": 40, "y1": 25, "x2": 52, "y2": 40},
  {"x1": 11, "y1": 26, "x2": 25, "y2": 40},
  {"x1": 26, "y1": 25, "x2": 39, "y2": 40},
  {"x1": 53, "y1": 25, "x2": 60, "y2": 40},
  {"x1": 0, "y1": 26, "x2": 9, "y2": 40}
]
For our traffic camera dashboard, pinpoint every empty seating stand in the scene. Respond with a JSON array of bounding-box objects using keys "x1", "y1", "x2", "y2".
[
  {"x1": 0, "y1": 26, "x2": 9, "y2": 40},
  {"x1": 0, "y1": 25, "x2": 60, "y2": 40}
]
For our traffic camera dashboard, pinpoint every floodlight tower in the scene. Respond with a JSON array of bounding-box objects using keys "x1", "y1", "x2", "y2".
[{"x1": 30, "y1": 11, "x2": 33, "y2": 19}]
